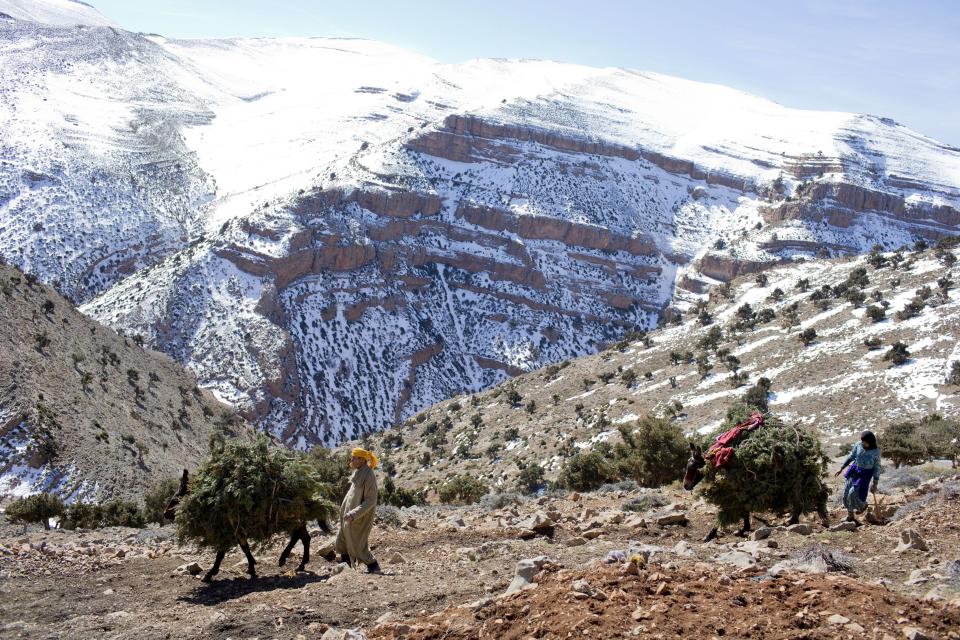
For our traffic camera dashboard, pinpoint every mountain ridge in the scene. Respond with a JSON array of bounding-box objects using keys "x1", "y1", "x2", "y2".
[{"x1": 1, "y1": 9, "x2": 959, "y2": 446}]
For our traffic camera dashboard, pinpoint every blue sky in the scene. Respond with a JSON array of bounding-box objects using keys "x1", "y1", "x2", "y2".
[{"x1": 93, "y1": 0, "x2": 960, "y2": 144}]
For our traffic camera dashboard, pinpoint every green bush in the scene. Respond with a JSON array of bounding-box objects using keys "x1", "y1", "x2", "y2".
[
  {"x1": 176, "y1": 436, "x2": 337, "y2": 551},
  {"x1": 884, "y1": 342, "x2": 910, "y2": 366},
  {"x1": 883, "y1": 416, "x2": 960, "y2": 468},
  {"x1": 381, "y1": 476, "x2": 425, "y2": 508},
  {"x1": 613, "y1": 417, "x2": 688, "y2": 488},
  {"x1": 882, "y1": 422, "x2": 928, "y2": 468},
  {"x1": 143, "y1": 477, "x2": 180, "y2": 524},
  {"x1": 516, "y1": 463, "x2": 546, "y2": 494},
  {"x1": 60, "y1": 499, "x2": 146, "y2": 529},
  {"x1": 5, "y1": 493, "x2": 64, "y2": 529},
  {"x1": 438, "y1": 474, "x2": 488, "y2": 504},
  {"x1": 556, "y1": 450, "x2": 619, "y2": 492}
]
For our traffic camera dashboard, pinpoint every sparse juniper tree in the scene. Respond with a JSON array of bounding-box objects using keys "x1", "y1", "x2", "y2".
[
  {"x1": 884, "y1": 342, "x2": 910, "y2": 366},
  {"x1": 795, "y1": 278, "x2": 810, "y2": 292},
  {"x1": 768, "y1": 287, "x2": 784, "y2": 302},
  {"x1": 863, "y1": 336, "x2": 882, "y2": 350},
  {"x1": 949, "y1": 361, "x2": 960, "y2": 387},
  {"x1": 798, "y1": 328, "x2": 817, "y2": 346},
  {"x1": 865, "y1": 305, "x2": 886, "y2": 322}
]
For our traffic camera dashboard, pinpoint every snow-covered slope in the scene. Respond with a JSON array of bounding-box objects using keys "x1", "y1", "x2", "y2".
[
  {"x1": 2, "y1": 9, "x2": 959, "y2": 446},
  {"x1": 0, "y1": 0, "x2": 112, "y2": 26}
]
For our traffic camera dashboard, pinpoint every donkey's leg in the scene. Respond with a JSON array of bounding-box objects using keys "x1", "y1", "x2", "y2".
[
  {"x1": 735, "y1": 513, "x2": 751, "y2": 537},
  {"x1": 786, "y1": 508, "x2": 801, "y2": 526},
  {"x1": 279, "y1": 529, "x2": 299, "y2": 567},
  {"x1": 703, "y1": 527, "x2": 719, "y2": 543},
  {"x1": 296, "y1": 525, "x2": 311, "y2": 571},
  {"x1": 202, "y1": 549, "x2": 227, "y2": 583},
  {"x1": 239, "y1": 540, "x2": 257, "y2": 578}
]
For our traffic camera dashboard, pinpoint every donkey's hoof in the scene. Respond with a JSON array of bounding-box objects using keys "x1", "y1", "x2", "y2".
[
  {"x1": 279, "y1": 555, "x2": 288, "y2": 567},
  {"x1": 248, "y1": 571, "x2": 257, "y2": 579},
  {"x1": 295, "y1": 564, "x2": 307, "y2": 572},
  {"x1": 703, "y1": 528, "x2": 719, "y2": 543},
  {"x1": 734, "y1": 528, "x2": 751, "y2": 538},
  {"x1": 201, "y1": 574, "x2": 214, "y2": 583}
]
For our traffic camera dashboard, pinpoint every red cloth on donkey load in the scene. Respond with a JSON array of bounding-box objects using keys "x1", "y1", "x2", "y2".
[{"x1": 706, "y1": 412, "x2": 764, "y2": 469}]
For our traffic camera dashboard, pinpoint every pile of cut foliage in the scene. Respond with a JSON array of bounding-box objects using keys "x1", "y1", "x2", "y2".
[
  {"x1": 698, "y1": 406, "x2": 829, "y2": 526},
  {"x1": 175, "y1": 436, "x2": 337, "y2": 550}
]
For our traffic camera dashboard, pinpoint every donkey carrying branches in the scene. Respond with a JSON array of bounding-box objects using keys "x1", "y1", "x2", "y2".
[
  {"x1": 164, "y1": 437, "x2": 336, "y2": 583},
  {"x1": 683, "y1": 410, "x2": 830, "y2": 542}
]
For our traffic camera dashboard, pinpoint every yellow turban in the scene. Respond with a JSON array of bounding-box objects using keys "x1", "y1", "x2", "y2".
[{"x1": 351, "y1": 448, "x2": 378, "y2": 469}]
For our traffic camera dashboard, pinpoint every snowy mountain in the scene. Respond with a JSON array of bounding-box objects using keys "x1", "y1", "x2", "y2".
[
  {"x1": 0, "y1": 0, "x2": 113, "y2": 26},
  {"x1": 1, "y1": 5, "x2": 959, "y2": 446}
]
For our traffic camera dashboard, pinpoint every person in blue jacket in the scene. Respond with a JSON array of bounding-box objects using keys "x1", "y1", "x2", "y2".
[{"x1": 835, "y1": 431, "x2": 881, "y2": 525}]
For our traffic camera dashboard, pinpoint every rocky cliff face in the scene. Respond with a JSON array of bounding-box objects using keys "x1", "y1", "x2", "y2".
[{"x1": 2, "y1": 13, "x2": 959, "y2": 446}]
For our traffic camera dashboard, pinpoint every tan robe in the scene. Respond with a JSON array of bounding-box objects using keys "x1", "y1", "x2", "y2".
[{"x1": 335, "y1": 465, "x2": 378, "y2": 566}]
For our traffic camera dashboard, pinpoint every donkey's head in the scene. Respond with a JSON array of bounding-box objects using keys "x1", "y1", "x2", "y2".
[
  {"x1": 162, "y1": 469, "x2": 190, "y2": 522},
  {"x1": 682, "y1": 443, "x2": 706, "y2": 491}
]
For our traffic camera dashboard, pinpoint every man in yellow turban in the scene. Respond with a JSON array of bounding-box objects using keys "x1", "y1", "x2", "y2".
[{"x1": 334, "y1": 448, "x2": 381, "y2": 573}]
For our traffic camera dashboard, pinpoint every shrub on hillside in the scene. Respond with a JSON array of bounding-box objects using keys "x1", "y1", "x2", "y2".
[
  {"x1": 516, "y1": 462, "x2": 546, "y2": 494},
  {"x1": 613, "y1": 417, "x2": 688, "y2": 488},
  {"x1": 798, "y1": 328, "x2": 817, "y2": 346},
  {"x1": 60, "y1": 499, "x2": 147, "y2": 529},
  {"x1": 882, "y1": 421, "x2": 929, "y2": 468},
  {"x1": 741, "y1": 377, "x2": 772, "y2": 413},
  {"x1": 555, "y1": 450, "x2": 619, "y2": 492},
  {"x1": 5, "y1": 493, "x2": 64, "y2": 530},
  {"x1": 878, "y1": 415, "x2": 959, "y2": 468},
  {"x1": 438, "y1": 474, "x2": 488, "y2": 505},
  {"x1": 865, "y1": 305, "x2": 886, "y2": 322},
  {"x1": 381, "y1": 476, "x2": 425, "y2": 508},
  {"x1": 884, "y1": 342, "x2": 910, "y2": 366},
  {"x1": 947, "y1": 361, "x2": 960, "y2": 386}
]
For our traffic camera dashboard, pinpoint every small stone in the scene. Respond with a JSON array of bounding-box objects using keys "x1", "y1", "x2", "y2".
[
  {"x1": 786, "y1": 523, "x2": 813, "y2": 535},
  {"x1": 716, "y1": 550, "x2": 756, "y2": 569},
  {"x1": 582, "y1": 529, "x2": 603, "y2": 540},
  {"x1": 750, "y1": 527, "x2": 773, "y2": 541},
  {"x1": 565, "y1": 537, "x2": 587, "y2": 547},
  {"x1": 655, "y1": 512, "x2": 688, "y2": 527},
  {"x1": 631, "y1": 606, "x2": 651, "y2": 621},
  {"x1": 829, "y1": 521, "x2": 857, "y2": 532},
  {"x1": 176, "y1": 562, "x2": 203, "y2": 576},
  {"x1": 902, "y1": 628, "x2": 931, "y2": 640},
  {"x1": 102, "y1": 588, "x2": 114, "y2": 595},
  {"x1": 845, "y1": 622, "x2": 865, "y2": 634},
  {"x1": 570, "y1": 492, "x2": 581, "y2": 502},
  {"x1": 571, "y1": 579, "x2": 593, "y2": 595},
  {"x1": 827, "y1": 614, "x2": 850, "y2": 625}
]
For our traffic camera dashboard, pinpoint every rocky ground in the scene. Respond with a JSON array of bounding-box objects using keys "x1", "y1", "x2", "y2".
[{"x1": 1, "y1": 468, "x2": 959, "y2": 639}]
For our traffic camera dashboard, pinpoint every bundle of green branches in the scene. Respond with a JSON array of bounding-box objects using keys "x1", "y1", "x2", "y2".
[
  {"x1": 698, "y1": 405, "x2": 829, "y2": 527},
  {"x1": 175, "y1": 436, "x2": 337, "y2": 551}
]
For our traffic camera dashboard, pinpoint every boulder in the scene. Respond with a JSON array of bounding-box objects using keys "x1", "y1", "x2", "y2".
[
  {"x1": 565, "y1": 536, "x2": 587, "y2": 547},
  {"x1": 829, "y1": 521, "x2": 857, "y2": 532},
  {"x1": 505, "y1": 556, "x2": 552, "y2": 595},
  {"x1": 654, "y1": 512, "x2": 688, "y2": 527},
  {"x1": 786, "y1": 523, "x2": 813, "y2": 535},
  {"x1": 895, "y1": 529, "x2": 928, "y2": 553}
]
